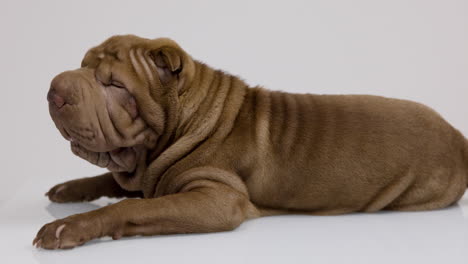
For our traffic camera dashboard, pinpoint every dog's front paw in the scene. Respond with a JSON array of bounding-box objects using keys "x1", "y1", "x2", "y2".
[
  {"x1": 32, "y1": 214, "x2": 101, "y2": 249},
  {"x1": 46, "y1": 179, "x2": 100, "y2": 203}
]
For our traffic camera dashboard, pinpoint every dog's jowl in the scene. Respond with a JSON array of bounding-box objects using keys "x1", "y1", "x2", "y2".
[{"x1": 33, "y1": 35, "x2": 468, "y2": 249}]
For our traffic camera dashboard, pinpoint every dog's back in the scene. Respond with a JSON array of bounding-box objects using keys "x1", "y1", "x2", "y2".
[{"x1": 228, "y1": 88, "x2": 468, "y2": 214}]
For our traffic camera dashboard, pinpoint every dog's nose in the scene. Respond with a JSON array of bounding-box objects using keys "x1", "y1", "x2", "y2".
[
  {"x1": 47, "y1": 88, "x2": 66, "y2": 108},
  {"x1": 48, "y1": 70, "x2": 79, "y2": 108}
]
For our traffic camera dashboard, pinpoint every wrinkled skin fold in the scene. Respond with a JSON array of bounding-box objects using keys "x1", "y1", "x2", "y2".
[{"x1": 34, "y1": 35, "x2": 468, "y2": 249}]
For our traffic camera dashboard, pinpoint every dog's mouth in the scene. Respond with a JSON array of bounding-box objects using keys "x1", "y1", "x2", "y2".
[
  {"x1": 55, "y1": 123, "x2": 138, "y2": 173},
  {"x1": 70, "y1": 142, "x2": 138, "y2": 172}
]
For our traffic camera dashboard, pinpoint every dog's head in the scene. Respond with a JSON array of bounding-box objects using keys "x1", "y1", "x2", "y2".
[{"x1": 47, "y1": 35, "x2": 195, "y2": 173}]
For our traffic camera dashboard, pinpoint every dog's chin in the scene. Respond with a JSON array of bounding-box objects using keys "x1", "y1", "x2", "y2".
[
  {"x1": 108, "y1": 147, "x2": 139, "y2": 172},
  {"x1": 70, "y1": 142, "x2": 139, "y2": 173}
]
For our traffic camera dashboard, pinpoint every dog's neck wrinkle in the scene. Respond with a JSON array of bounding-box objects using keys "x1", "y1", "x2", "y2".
[
  {"x1": 141, "y1": 62, "x2": 249, "y2": 197},
  {"x1": 146, "y1": 63, "x2": 213, "y2": 159},
  {"x1": 175, "y1": 62, "x2": 217, "y2": 137},
  {"x1": 175, "y1": 62, "x2": 249, "y2": 140},
  {"x1": 147, "y1": 84, "x2": 181, "y2": 160}
]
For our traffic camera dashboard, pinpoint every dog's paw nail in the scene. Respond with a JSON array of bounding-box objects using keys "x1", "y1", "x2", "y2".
[
  {"x1": 35, "y1": 239, "x2": 42, "y2": 248},
  {"x1": 55, "y1": 224, "x2": 66, "y2": 239},
  {"x1": 55, "y1": 185, "x2": 67, "y2": 194}
]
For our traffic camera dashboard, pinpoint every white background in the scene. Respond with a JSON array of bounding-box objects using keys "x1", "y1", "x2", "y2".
[{"x1": 1, "y1": 0, "x2": 468, "y2": 263}]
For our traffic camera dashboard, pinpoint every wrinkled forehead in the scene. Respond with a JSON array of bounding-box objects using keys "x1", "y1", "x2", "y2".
[{"x1": 81, "y1": 35, "x2": 150, "y2": 68}]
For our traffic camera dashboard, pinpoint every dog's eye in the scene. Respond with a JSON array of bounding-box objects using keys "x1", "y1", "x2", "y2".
[{"x1": 110, "y1": 80, "x2": 125, "y2": 88}]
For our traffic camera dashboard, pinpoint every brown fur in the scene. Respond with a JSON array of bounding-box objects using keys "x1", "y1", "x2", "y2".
[{"x1": 33, "y1": 35, "x2": 468, "y2": 249}]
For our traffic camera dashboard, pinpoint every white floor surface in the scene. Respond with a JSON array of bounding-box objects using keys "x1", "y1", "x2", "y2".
[{"x1": 2, "y1": 177, "x2": 468, "y2": 264}]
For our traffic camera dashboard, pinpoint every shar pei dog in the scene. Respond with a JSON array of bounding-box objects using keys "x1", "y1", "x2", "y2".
[{"x1": 34, "y1": 35, "x2": 468, "y2": 249}]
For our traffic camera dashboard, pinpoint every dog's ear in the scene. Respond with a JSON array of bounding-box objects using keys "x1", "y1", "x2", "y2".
[
  {"x1": 148, "y1": 39, "x2": 195, "y2": 94},
  {"x1": 151, "y1": 48, "x2": 181, "y2": 78}
]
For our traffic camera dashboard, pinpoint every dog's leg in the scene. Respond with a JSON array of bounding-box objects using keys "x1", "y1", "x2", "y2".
[
  {"x1": 46, "y1": 173, "x2": 142, "y2": 203},
  {"x1": 34, "y1": 180, "x2": 258, "y2": 249}
]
